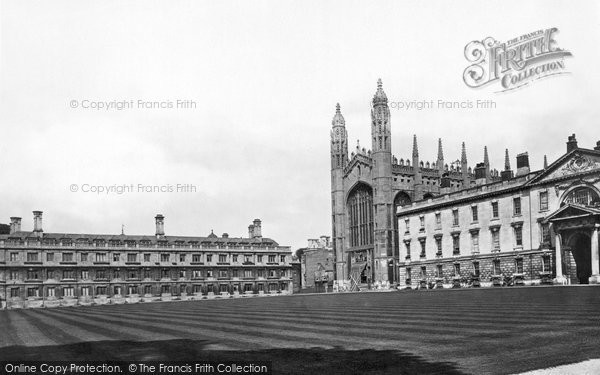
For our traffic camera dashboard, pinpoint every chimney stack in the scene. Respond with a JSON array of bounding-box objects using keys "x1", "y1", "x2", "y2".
[
  {"x1": 10, "y1": 217, "x2": 22, "y2": 234},
  {"x1": 155, "y1": 214, "x2": 165, "y2": 238},
  {"x1": 252, "y1": 219, "x2": 262, "y2": 238},
  {"x1": 33, "y1": 211, "x2": 43, "y2": 233},
  {"x1": 474, "y1": 163, "x2": 487, "y2": 185},
  {"x1": 248, "y1": 225, "x2": 255, "y2": 238},
  {"x1": 566, "y1": 134, "x2": 578, "y2": 153},
  {"x1": 594, "y1": 141, "x2": 600, "y2": 151},
  {"x1": 516, "y1": 152, "x2": 530, "y2": 176}
]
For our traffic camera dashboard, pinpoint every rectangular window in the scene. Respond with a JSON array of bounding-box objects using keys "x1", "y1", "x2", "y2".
[
  {"x1": 179, "y1": 269, "x2": 186, "y2": 278},
  {"x1": 144, "y1": 285, "x2": 152, "y2": 295},
  {"x1": 27, "y1": 287, "x2": 39, "y2": 298},
  {"x1": 128, "y1": 270, "x2": 139, "y2": 279},
  {"x1": 62, "y1": 253, "x2": 73, "y2": 262},
  {"x1": 95, "y1": 253, "x2": 107, "y2": 262},
  {"x1": 10, "y1": 270, "x2": 19, "y2": 280},
  {"x1": 280, "y1": 255, "x2": 286, "y2": 263},
  {"x1": 112, "y1": 253, "x2": 120, "y2": 262},
  {"x1": 435, "y1": 237, "x2": 442, "y2": 255},
  {"x1": 62, "y1": 269, "x2": 74, "y2": 280},
  {"x1": 454, "y1": 263, "x2": 460, "y2": 277},
  {"x1": 542, "y1": 255, "x2": 551, "y2": 272},
  {"x1": 257, "y1": 269, "x2": 264, "y2": 278},
  {"x1": 219, "y1": 254, "x2": 227, "y2": 263},
  {"x1": 268, "y1": 255, "x2": 276, "y2": 263},
  {"x1": 269, "y1": 269, "x2": 276, "y2": 278},
  {"x1": 96, "y1": 269, "x2": 106, "y2": 279},
  {"x1": 232, "y1": 254, "x2": 238, "y2": 263},
  {"x1": 63, "y1": 287, "x2": 74, "y2": 297},
  {"x1": 492, "y1": 202, "x2": 499, "y2": 218},
  {"x1": 471, "y1": 206, "x2": 478, "y2": 222},
  {"x1": 192, "y1": 269, "x2": 202, "y2": 279},
  {"x1": 513, "y1": 197, "x2": 522, "y2": 216},
  {"x1": 127, "y1": 253, "x2": 137, "y2": 262},
  {"x1": 10, "y1": 252, "x2": 18, "y2": 261},
  {"x1": 436, "y1": 264, "x2": 443, "y2": 278},
  {"x1": 541, "y1": 223, "x2": 550, "y2": 244},
  {"x1": 493, "y1": 259, "x2": 501, "y2": 275},
  {"x1": 540, "y1": 191, "x2": 549, "y2": 211},
  {"x1": 10, "y1": 288, "x2": 19, "y2": 298},
  {"x1": 419, "y1": 216, "x2": 425, "y2": 231},
  {"x1": 96, "y1": 286, "x2": 107, "y2": 295},
  {"x1": 244, "y1": 270, "x2": 253, "y2": 278},
  {"x1": 47, "y1": 287, "x2": 55, "y2": 297},
  {"x1": 48, "y1": 270, "x2": 54, "y2": 279},
  {"x1": 81, "y1": 270, "x2": 89, "y2": 279},
  {"x1": 471, "y1": 232, "x2": 479, "y2": 253},
  {"x1": 232, "y1": 269, "x2": 239, "y2": 278},
  {"x1": 81, "y1": 253, "x2": 88, "y2": 262},
  {"x1": 257, "y1": 255, "x2": 263, "y2": 263},
  {"x1": 244, "y1": 254, "x2": 252, "y2": 263},
  {"x1": 419, "y1": 240, "x2": 426, "y2": 258},
  {"x1": 26, "y1": 253, "x2": 39, "y2": 262},
  {"x1": 206, "y1": 254, "x2": 213, "y2": 262},
  {"x1": 452, "y1": 236, "x2": 460, "y2": 255},
  {"x1": 192, "y1": 254, "x2": 201, "y2": 263},
  {"x1": 162, "y1": 285, "x2": 172, "y2": 294},
  {"x1": 161, "y1": 269, "x2": 169, "y2": 279},
  {"x1": 405, "y1": 242, "x2": 411, "y2": 259},
  {"x1": 144, "y1": 253, "x2": 151, "y2": 262},
  {"x1": 492, "y1": 230, "x2": 500, "y2": 250},
  {"x1": 406, "y1": 268, "x2": 411, "y2": 281},
  {"x1": 161, "y1": 254, "x2": 170, "y2": 262},
  {"x1": 515, "y1": 258, "x2": 524, "y2": 274},
  {"x1": 27, "y1": 270, "x2": 39, "y2": 280},
  {"x1": 179, "y1": 253, "x2": 186, "y2": 262},
  {"x1": 452, "y1": 209, "x2": 459, "y2": 226},
  {"x1": 435, "y1": 213, "x2": 441, "y2": 228},
  {"x1": 405, "y1": 218, "x2": 410, "y2": 233},
  {"x1": 81, "y1": 287, "x2": 90, "y2": 296},
  {"x1": 47, "y1": 253, "x2": 54, "y2": 262},
  {"x1": 420, "y1": 266, "x2": 427, "y2": 279},
  {"x1": 219, "y1": 270, "x2": 228, "y2": 278},
  {"x1": 206, "y1": 270, "x2": 214, "y2": 278},
  {"x1": 244, "y1": 284, "x2": 253, "y2": 292},
  {"x1": 473, "y1": 262, "x2": 480, "y2": 277},
  {"x1": 515, "y1": 226, "x2": 523, "y2": 247}
]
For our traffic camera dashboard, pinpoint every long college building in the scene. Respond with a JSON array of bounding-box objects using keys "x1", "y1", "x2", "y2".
[
  {"x1": 0, "y1": 214, "x2": 293, "y2": 309},
  {"x1": 330, "y1": 79, "x2": 600, "y2": 286}
]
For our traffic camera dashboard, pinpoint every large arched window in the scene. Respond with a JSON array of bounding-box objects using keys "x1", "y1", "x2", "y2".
[
  {"x1": 563, "y1": 187, "x2": 600, "y2": 206},
  {"x1": 348, "y1": 184, "x2": 373, "y2": 247}
]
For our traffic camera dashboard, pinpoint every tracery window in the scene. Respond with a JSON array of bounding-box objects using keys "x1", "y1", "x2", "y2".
[{"x1": 348, "y1": 185, "x2": 374, "y2": 247}]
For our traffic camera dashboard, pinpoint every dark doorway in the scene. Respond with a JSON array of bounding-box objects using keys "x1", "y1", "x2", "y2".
[{"x1": 569, "y1": 233, "x2": 592, "y2": 284}]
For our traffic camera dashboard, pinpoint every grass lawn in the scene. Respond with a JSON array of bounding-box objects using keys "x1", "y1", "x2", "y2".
[{"x1": 1, "y1": 286, "x2": 599, "y2": 374}]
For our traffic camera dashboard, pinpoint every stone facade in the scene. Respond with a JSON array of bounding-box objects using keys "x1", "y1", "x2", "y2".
[
  {"x1": 0, "y1": 214, "x2": 293, "y2": 309},
  {"x1": 330, "y1": 80, "x2": 503, "y2": 284},
  {"x1": 397, "y1": 135, "x2": 600, "y2": 288},
  {"x1": 296, "y1": 236, "x2": 334, "y2": 292}
]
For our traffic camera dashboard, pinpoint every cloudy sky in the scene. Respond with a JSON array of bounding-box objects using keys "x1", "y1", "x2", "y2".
[{"x1": 1, "y1": 0, "x2": 599, "y2": 249}]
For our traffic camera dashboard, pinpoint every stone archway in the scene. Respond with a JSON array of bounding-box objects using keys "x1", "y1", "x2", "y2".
[{"x1": 566, "y1": 232, "x2": 592, "y2": 284}]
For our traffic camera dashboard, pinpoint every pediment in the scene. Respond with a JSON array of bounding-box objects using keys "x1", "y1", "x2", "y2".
[
  {"x1": 544, "y1": 203, "x2": 600, "y2": 223},
  {"x1": 529, "y1": 150, "x2": 600, "y2": 184}
]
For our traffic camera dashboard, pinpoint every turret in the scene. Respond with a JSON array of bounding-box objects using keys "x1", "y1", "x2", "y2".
[
  {"x1": 330, "y1": 103, "x2": 348, "y2": 281},
  {"x1": 370, "y1": 78, "x2": 393, "y2": 282}
]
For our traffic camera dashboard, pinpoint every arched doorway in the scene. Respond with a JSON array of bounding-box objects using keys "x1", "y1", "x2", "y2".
[{"x1": 567, "y1": 233, "x2": 592, "y2": 284}]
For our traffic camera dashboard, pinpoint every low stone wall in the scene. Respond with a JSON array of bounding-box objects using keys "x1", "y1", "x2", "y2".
[{"x1": 2, "y1": 291, "x2": 288, "y2": 309}]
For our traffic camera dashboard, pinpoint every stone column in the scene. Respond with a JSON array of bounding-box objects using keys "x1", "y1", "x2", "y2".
[
  {"x1": 590, "y1": 224, "x2": 600, "y2": 284},
  {"x1": 555, "y1": 233, "x2": 565, "y2": 282}
]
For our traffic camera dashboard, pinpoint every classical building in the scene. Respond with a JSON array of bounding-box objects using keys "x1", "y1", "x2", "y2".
[
  {"x1": 331, "y1": 79, "x2": 495, "y2": 285},
  {"x1": 397, "y1": 135, "x2": 600, "y2": 287},
  {"x1": 0, "y1": 214, "x2": 293, "y2": 309},
  {"x1": 296, "y1": 236, "x2": 334, "y2": 292}
]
